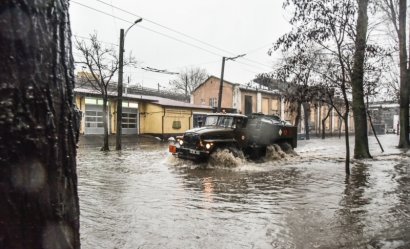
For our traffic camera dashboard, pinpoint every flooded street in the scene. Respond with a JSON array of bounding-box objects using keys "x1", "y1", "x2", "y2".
[{"x1": 77, "y1": 135, "x2": 410, "y2": 249}]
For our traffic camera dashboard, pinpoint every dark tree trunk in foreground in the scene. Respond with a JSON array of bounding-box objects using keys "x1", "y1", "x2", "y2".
[
  {"x1": 351, "y1": 0, "x2": 372, "y2": 158},
  {"x1": 398, "y1": 0, "x2": 410, "y2": 148},
  {"x1": 0, "y1": 1, "x2": 80, "y2": 248}
]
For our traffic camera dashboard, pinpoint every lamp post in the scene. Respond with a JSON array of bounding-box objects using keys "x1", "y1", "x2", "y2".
[
  {"x1": 116, "y1": 18, "x2": 142, "y2": 150},
  {"x1": 217, "y1": 54, "x2": 246, "y2": 112}
]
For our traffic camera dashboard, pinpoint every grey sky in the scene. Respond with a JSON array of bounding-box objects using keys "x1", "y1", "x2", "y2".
[{"x1": 70, "y1": 0, "x2": 291, "y2": 89}]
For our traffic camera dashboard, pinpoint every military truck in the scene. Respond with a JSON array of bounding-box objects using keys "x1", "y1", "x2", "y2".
[{"x1": 169, "y1": 113, "x2": 297, "y2": 161}]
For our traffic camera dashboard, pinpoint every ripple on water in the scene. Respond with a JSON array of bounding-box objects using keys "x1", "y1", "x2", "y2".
[{"x1": 77, "y1": 137, "x2": 410, "y2": 249}]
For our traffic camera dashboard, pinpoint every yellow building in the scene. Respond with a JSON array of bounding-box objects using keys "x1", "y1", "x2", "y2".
[{"x1": 74, "y1": 87, "x2": 212, "y2": 138}]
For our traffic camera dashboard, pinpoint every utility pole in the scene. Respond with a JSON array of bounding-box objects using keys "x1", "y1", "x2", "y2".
[
  {"x1": 217, "y1": 54, "x2": 246, "y2": 113},
  {"x1": 185, "y1": 74, "x2": 188, "y2": 98},
  {"x1": 116, "y1": 18, "x2": 142, "y2": 150},
  {"x1": 217, "y1": 57, "x2": 226, "y2": 112},
  {"x1": 116, "y1": 28, "x2": 125, "y2": 150}
]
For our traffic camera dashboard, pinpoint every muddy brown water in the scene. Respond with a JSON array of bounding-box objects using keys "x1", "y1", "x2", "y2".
[{"x1": 77, "y1": 135, "x2": 410, "y2": 249}]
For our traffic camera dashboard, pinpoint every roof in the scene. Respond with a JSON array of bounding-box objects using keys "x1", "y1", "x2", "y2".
[
  {"x1": 193, "y1": 75, "x2": 238, "y2": 92},
  {"x1": 74, "y1": 87, "x2": 213, "y2": 110},
  {"x1": 206, "y1": 113, "x2": 247, "y2": 118},
  {"x1": 238, "y1": 85, "x2": 281, "y2": 95}
]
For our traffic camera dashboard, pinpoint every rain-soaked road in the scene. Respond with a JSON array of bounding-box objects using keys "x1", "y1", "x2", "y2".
[{"x1": 77, "y1": 135, "x2": 410, "y2": 249}]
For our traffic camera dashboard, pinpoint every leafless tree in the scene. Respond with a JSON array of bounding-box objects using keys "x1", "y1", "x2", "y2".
[
  {"x1": 169, "y1": 67, "x2": 208, "y2": 99},
  {"x1": 378, "y1": 0, "x2": 409, "y2": 148},
  {"x1": 75, "y1": 33, "x2": 136, "y2": 151}
]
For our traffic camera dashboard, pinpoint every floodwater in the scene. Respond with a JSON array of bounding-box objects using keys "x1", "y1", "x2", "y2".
[{"x1": 77, "y1": 135, "x2": 410, "y2": 249}]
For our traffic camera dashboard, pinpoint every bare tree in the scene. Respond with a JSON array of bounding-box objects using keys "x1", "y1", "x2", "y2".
[
  {"x1": 0, "y1": 0, "x2": 80, "y2": 248},
  {"x1": 169, "y1": 67, "x2": 208, "y2": 99},
  {"x1": 274, "y1": 0, "x2": 376, "y2": 174},
  {"x1": 75, "y1": 33, "x2": 135, "y2": 151},
  {"x1": 272, "y1": 47, "x2": 322, "y2": 140},
  {"x1": 351, "y1": 0, "x2": 372, "y2": 159},
  {"x1": 379, "y1": 0, "x2": 410, "y2": 148}
]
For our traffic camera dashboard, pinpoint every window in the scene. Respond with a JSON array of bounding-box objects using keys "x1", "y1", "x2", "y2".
[
  {"x1": 205, "y1": 116, "x2": 218, "y2": 126},
  {"x1": 85, "y1": 97, "x2": 109, "y2": 106},
  {"x1": 121, "y1": 113, "x2": 138, "y2": 129},
  {"x1": 122, "y1": 101, "x2": 138, "y2": 108},
  {"x1": 85, "y1": 110, "x2": 104, "y2": 128},
  {"x1": 209, "y1": 97, "x2": 217, "y2": 107},
  {"x1": 85, "y1": 98, "x2": 97, "y2": 105},
  {"x1": 217, "y1": 116, "x2": 233, "y2": 127}
]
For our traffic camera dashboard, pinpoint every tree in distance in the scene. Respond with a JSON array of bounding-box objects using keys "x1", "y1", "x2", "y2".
[{"x1": 169, "y1": 67, "x2": 208, "y2": 100}]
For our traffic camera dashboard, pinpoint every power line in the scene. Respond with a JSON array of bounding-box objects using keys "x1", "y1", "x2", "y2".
[
  {"x1": 71, "y1": 1, "x2": 223, "y2": 57},
  {"x1": 93, "y1": 0, "x2": 235, "y2": 56},
  {"x1": 71, "y1": 1, "x2": 273, "y2": 77},
  {"x1": 141, "y1": 66, "x2": 179, "y2": 75},
  {"x1": 88, "y1": 0, "x2": 274, "y2": 70}
]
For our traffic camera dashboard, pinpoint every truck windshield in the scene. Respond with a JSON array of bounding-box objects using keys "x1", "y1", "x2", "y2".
[
  {"x1": 217, "y1": 116, "x2": 233, "y2": 127},
  {"x1": 204, "y1": 116, "x2": 218, "y2": 126},
  {"x1": 204, "y1": 116, "x2": 234, "y2": 127}
]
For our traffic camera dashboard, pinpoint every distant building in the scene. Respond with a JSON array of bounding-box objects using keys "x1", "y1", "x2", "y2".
[
  {"x1": 191, "y1": 75, "x2": 284, "y2": 117},
  {"x1": 191, "y1": 75, "x2": 355, "y2": 135},
  {"x1": 368, "y1": 101, "x2": 401, "y2": 133}
]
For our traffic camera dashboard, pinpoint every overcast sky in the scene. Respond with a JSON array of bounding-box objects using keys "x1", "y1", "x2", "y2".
[{"x1": 69, "y1": 0, "x2": 292, "y2": 89}]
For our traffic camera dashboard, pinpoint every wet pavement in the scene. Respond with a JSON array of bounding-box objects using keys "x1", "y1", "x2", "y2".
[{"x1": 77, "y1": 134, "x2": 410, "y2": 249}]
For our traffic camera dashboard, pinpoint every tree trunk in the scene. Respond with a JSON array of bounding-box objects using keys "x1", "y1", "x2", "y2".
[
  {"x1": 102, "y1": 97, "x2": 110, "y2": 151},
  {"x1": 351, "y1": 0, "x2": 372, "y2": 158},
  {"x1": 294, "y1": 102, "x2": 302, "y2": 131},
  {"x1": 344, "y1": 113, "x2": 351, "y2": 175},
  {"x1": 398, "y1": 0, "x2": 410, "y2": 148},
  {"x1": 322, "y1": 106, "x2": 332, "y2": 139},
  {"x1": 0, "y1": 1, "x2": 80, "y2": 248},
  {"x1": 302, "y1": 102, "x2": 310, "y2": 140}
]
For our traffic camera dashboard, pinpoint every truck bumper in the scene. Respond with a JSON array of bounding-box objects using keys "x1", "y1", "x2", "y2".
[{"x1": 169, "y1": 144, "x2": 210, "y2": 161}]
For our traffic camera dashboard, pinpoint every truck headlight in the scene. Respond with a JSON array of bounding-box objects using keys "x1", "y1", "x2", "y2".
[
  {"x1": 179, "y1": 140, "x2": 184, "y2": 145},
  {"x1": 205, "y1": 143, "x2": 211, "y2": 149}
]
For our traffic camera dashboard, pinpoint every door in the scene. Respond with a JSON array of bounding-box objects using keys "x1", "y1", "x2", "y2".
[
  {"x1": 85, "y1": 105, "x2": 104, "y2": 134},
  {"x1": 245, "y1": 95, "x2": 253, "y2": 115},
  {"x1": 122, "y1": 108, "x2": 138, "y2": 135},
  {"x1": 262, "y1": 98, "x2": 269, "y2": 115}
]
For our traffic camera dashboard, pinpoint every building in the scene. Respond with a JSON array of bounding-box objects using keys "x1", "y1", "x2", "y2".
[
  {"x1": 191, "y1": 76, "x2": 283, "y2": 117},
  {"x1": 74, "y1": 86, "x2": 213, "y2": 138},
  {"x1": 191, "y1": 75, "x2": 355, "y2": 136}
]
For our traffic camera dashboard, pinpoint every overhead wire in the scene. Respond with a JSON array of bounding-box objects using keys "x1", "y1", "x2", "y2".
[
  {"x1": 89, "y1": 0, "x2": 274, "y2": 70},
  {"x1": 72, "y1": 1, "x2": 223, "y2": 57},
  {"x1": 71, "y1": 0, "x2": 274, "y2": 78}
]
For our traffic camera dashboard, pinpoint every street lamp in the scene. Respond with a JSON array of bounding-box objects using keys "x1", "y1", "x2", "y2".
[
  {"x1": 217, "y1": 54, "x2": 246, "y2": 112},
  {"x1": 116, "y1": 18, "x2": 142, "y2": 150}
]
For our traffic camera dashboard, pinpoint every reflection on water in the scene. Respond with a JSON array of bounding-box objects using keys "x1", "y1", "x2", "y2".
[{"x1": 77, "y1": 136, "x2": 410, "y2": 249}]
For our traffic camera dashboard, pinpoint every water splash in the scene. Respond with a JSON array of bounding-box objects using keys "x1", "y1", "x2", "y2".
[
  {"x1": 265, "y1": 144, "x2": 287, "y2": 160},
  {"x1": 208, "y1": 148, "x2": 245, "y2": 168}
]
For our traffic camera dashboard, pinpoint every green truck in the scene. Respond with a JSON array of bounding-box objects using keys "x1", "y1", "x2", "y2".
[{"x1": 169, "y1": 113, "x2": 297, "y2": 161}]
